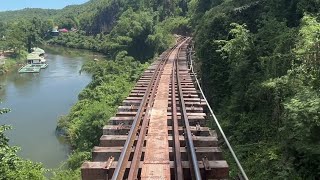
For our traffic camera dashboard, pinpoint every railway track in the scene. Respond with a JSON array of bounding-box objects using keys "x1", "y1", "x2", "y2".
[{"x1": 81, "y1": 37, "x2": 229, "y2": 179}]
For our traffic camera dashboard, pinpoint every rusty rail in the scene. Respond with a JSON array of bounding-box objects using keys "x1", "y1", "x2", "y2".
[
  {"x1": 171, "y1": 57, "x2": 184, "y2": 180},
  {"x1": 175, "y1": 43, "x2": 202, "y2": 180},
  {"x1": 111, "y1": 52, "x2": 164, "y2": 180},
  {"x1": 127, "y1": 42, "x2": 180, "y2": 179},
  {"x1": 111, "y1": 37, "x2": 187, "y2": 180},
  {"x1": 127, "y1": 63, "x2": 161, "y2": 179}
]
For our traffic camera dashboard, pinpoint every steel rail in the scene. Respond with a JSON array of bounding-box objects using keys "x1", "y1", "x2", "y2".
[
  {"x1": 112, "y1": 37, "x2": 187, "y2": 180},
  {"x1": 127, "y1": 64, "x2": 162, "y2": 179},
  {"x1": 171, "y1": 58, "x2": 184, "y2": 180},
  {"x1": 187, "y1": 42, "x2": 249, "y2": 180},
  {"x1": 127, "y1": 42, "x2": 178, "y2": 179},
  {"x1": 111, "y1": 54, "x2": 167, "y2": 180},
  {"x1": 175, "y1": 41, "x2": 202, "y2": 180}
]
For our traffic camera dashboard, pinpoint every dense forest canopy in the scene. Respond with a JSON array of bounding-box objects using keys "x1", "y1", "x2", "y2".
[
  {"x1": 194, "y1": 0, "x2": 320, "y2": 179},
  {"x1": 0, "y1": 8, "x2": 58, "y2": 23},
  {"x1": 0, "y1": 0, "x2": 319, "y2": 179}
]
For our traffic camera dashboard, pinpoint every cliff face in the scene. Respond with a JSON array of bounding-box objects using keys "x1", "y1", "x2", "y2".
[{"x1": 84, "y1": 1, "x2": 121, "y2": 35}]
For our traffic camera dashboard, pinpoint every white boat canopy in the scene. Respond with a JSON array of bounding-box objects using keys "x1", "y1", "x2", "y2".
[
  {"x1": 27, "y1": 52, "x2": 41, "y2": 60},
  {"x1": 32, "y1": 48, "x2": 45, "y2": 55}
]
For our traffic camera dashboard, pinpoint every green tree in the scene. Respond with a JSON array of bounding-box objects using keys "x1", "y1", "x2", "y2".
[
  {"x1": 5, "y1": 22, "x2": 26, "y2": 55},
  {"x1": 294, "y1": 15, "x2": 320, "y2": 87}
]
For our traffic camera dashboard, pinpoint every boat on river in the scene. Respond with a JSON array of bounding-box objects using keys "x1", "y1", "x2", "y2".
[{"x1": 18, "y1": 50, "x2": 48, "y2": 73}]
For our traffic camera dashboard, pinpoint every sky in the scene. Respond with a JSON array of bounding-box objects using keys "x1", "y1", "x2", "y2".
[{"x1": 0, "y1": 0, "x2": 89, "y2": 11}]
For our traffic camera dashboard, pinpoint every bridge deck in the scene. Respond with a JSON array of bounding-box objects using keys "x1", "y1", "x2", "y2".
[{"x1": 81, "y1": 37, "x2": 229, "y2": 180}]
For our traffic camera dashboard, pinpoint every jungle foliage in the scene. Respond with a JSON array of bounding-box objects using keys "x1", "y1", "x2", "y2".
[
  {"x1": 0, "y1": 16, "x2": 54, "y2": 70},
  {"x1": 47, "y1": 6, "x2": 191, "y2": 61},
  {"x1": 194, "y1": 0, "x2": 320, "y2": 179}
]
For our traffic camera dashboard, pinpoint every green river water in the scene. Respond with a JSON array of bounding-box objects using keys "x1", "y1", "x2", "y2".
[{"x1": 0, "y1": 46, "x2": 100, "y2": 168}]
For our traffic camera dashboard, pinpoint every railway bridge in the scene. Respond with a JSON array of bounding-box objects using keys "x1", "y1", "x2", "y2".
[{"x1": 81, "y1": 37, "x2": 246, "y2": 180}]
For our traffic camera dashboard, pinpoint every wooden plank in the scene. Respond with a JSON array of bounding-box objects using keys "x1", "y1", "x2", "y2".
[
  {"x1": 103, "y1": 125, "x2": 212, "y2": 136},
  {"x1": 81, "y1": 160, "x2": 228, "y2": 180},
  {"x1": 141, "y1": 49, "x2": 175, "y2": 180},
  {"x1": 99, "y1": 135, "x2": 218, "y2": 147},
  {"x1": 108, "y1": 115, "x2": 207, "y2": 126},
  {"x1": 91, "y1": 146, "x2": 223, "y2": 162}
]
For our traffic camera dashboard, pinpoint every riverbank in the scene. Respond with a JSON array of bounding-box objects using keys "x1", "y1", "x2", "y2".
[
  {"x1": 0, "y1": 58, "x2": 20, "y2": 75},
  {"x1": 53, "y1": 53, "x2": 148, "y2": 179},
  {"x1": 0, "y1": 52, "x2": 27, "y2": 75}
]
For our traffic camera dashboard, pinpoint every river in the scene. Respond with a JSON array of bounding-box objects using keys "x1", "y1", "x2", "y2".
[{"x1": 0, "y1": 46, "x2": 98, "y2": 169}]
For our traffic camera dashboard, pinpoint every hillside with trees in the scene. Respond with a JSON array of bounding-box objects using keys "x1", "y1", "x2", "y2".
[
  {"x1": 193, "y1": 0, "x2": 320, "y2": 179},
  {"x1": 0, "y1": 0, "x2": 319, "y2": 179},
  {"x1": 0, "y1": 8, "x2": 58, "y2": 23}
]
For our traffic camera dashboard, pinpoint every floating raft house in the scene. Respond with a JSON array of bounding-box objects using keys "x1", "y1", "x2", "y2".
[
  {"x1": 18, "y1": 64, "x2": 41, "y2": 73},
  {"x1": 18, "y1": 49, "x2": 48, "y2": 73}
]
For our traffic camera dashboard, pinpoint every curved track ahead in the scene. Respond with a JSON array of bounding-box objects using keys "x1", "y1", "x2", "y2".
[{"x1": 81, "y1": 38, "x2": 229, "y2": 180}]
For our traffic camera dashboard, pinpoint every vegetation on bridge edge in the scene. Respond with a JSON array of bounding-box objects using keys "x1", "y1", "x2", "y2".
[{"x1": 194, "y1": 0, "x2": 320, "y2": 179}]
